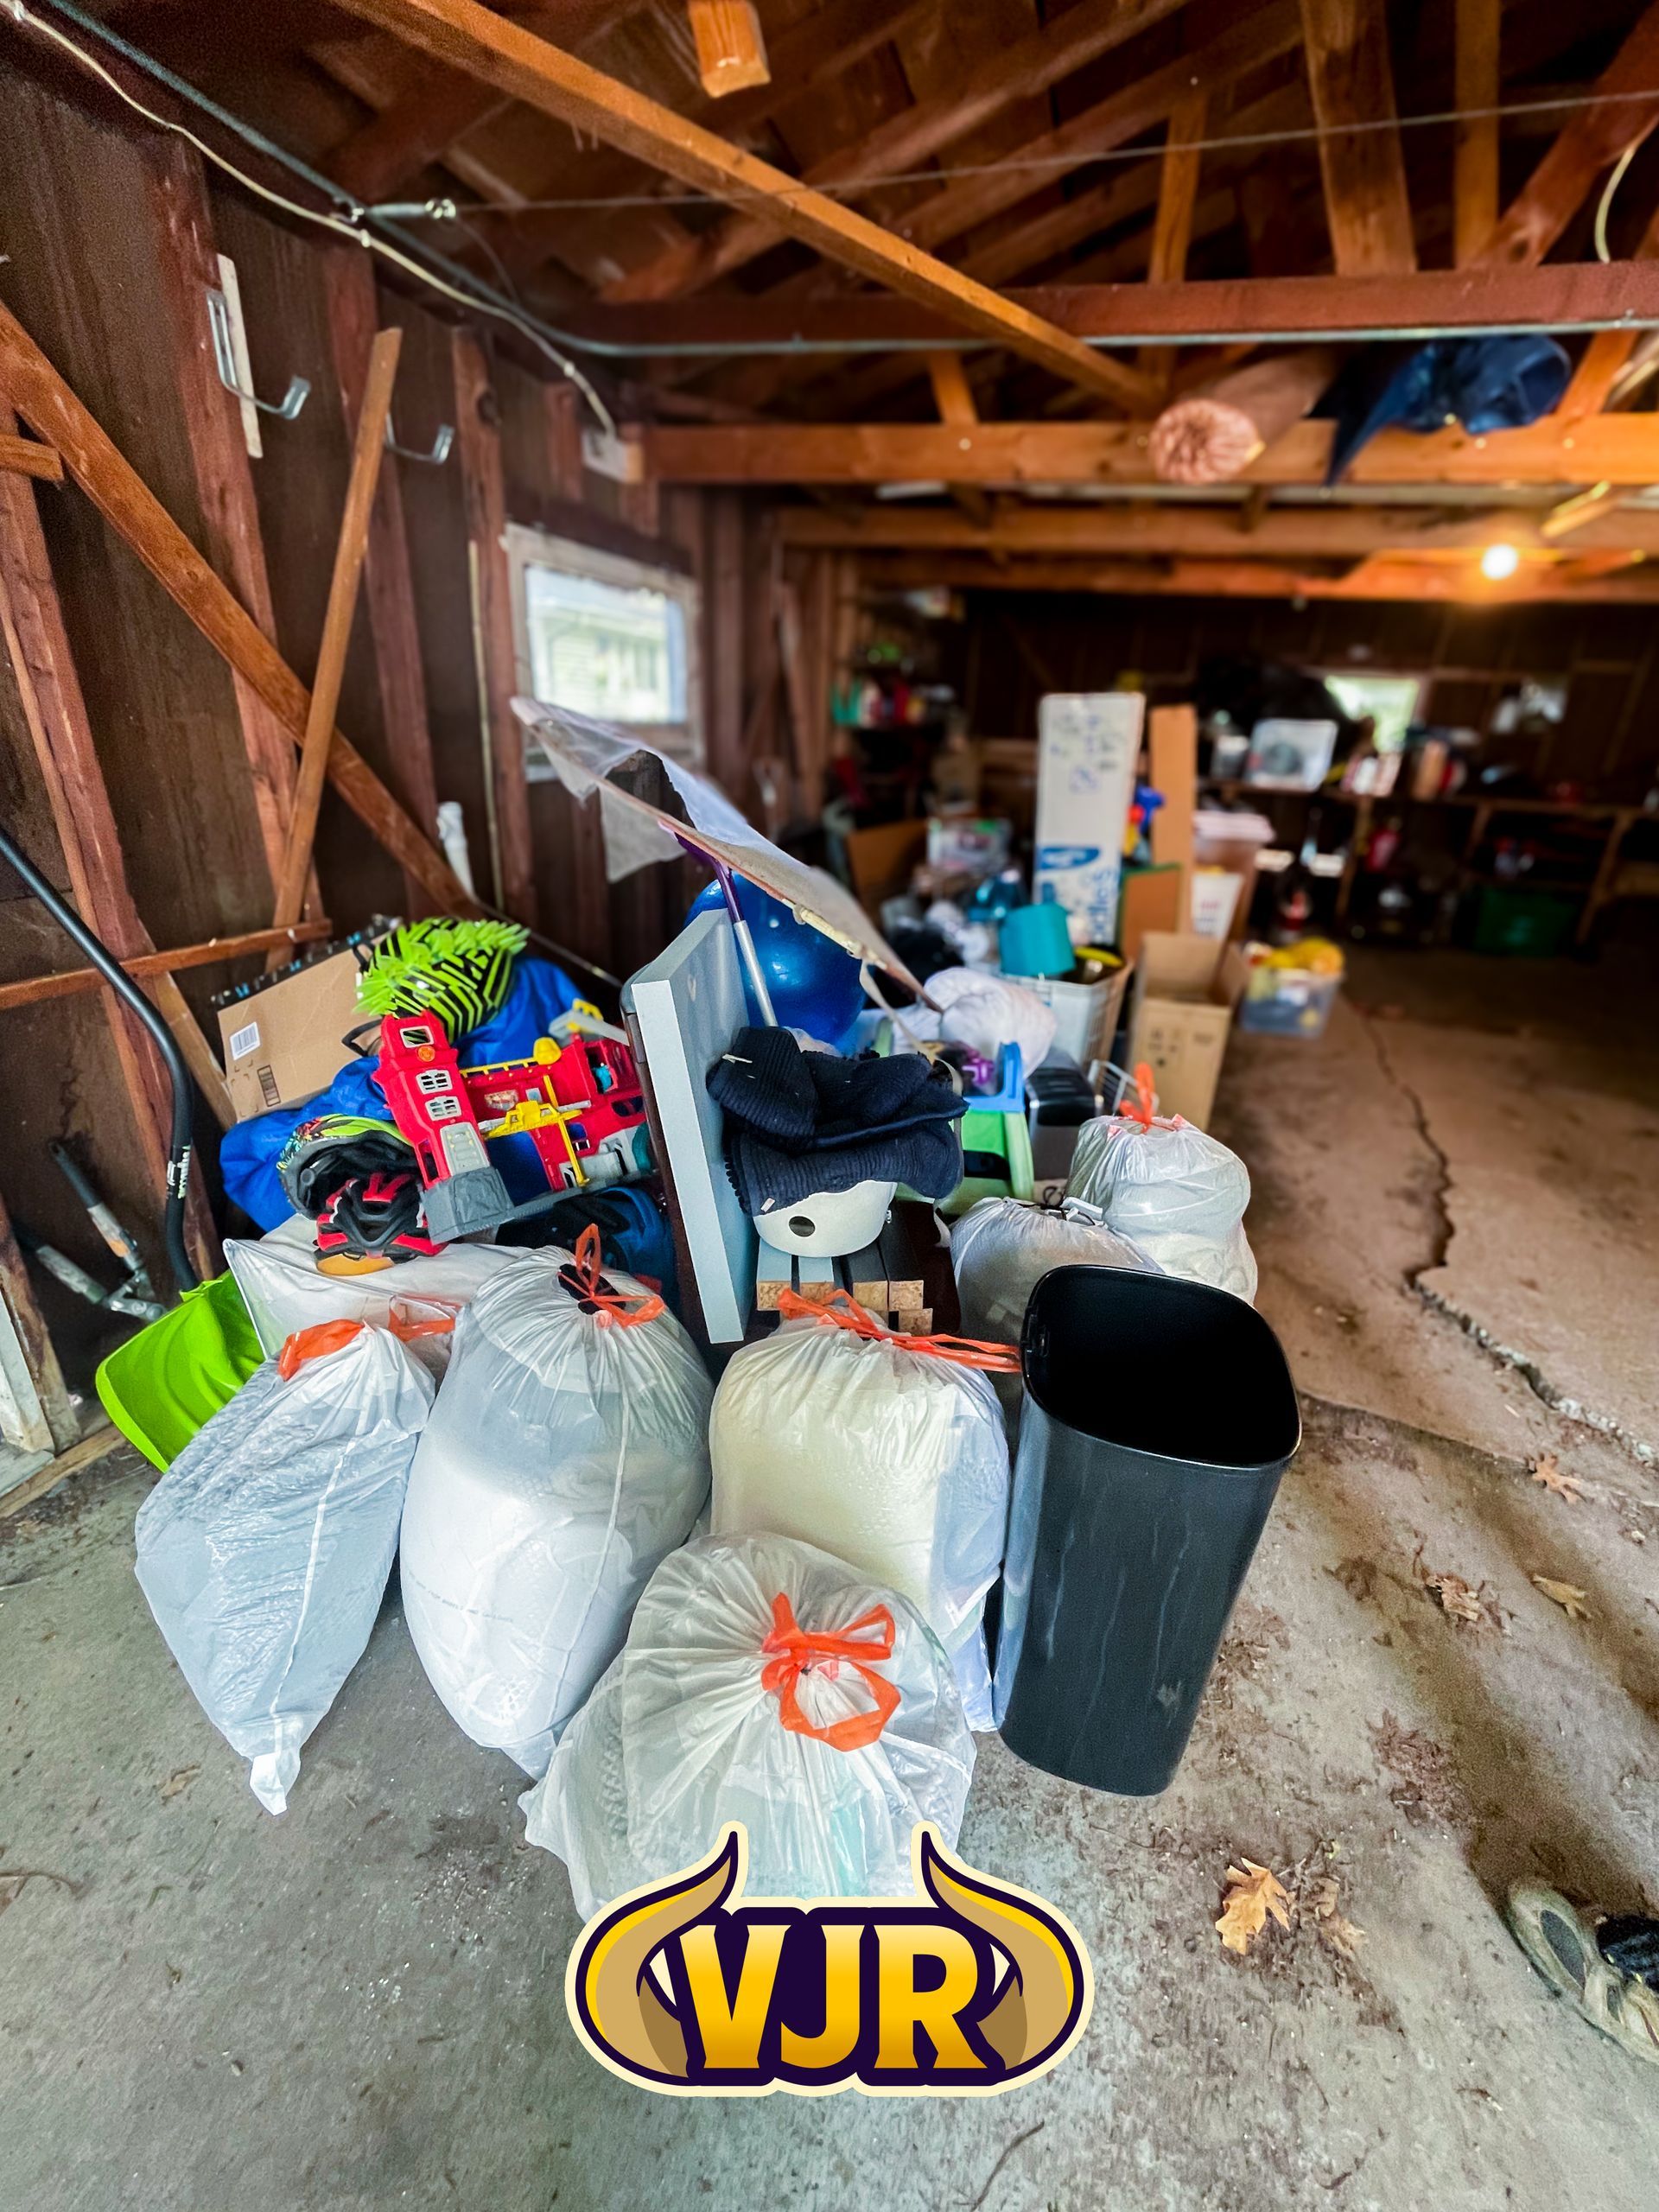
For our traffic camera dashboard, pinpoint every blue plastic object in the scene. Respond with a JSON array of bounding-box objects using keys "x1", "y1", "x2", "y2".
[
  {"x1": 998, "y1": 902, "x2": 1075, "y2": 978},
  {"x1": 687, "y1": 875, "x2": 865, "y2": 1048},
  {"x1": 219, "y1": 955, "x2": 583, "y2": 1230},
  {"x1": 970, "y1": 1042, "x2": 1026, "y2": 1113},
  {"x1": 1328, "y1": 334, "x2": 1571, "y2": 481}
]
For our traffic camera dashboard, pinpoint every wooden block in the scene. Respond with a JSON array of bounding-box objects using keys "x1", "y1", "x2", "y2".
[
  {"x1": 891, "y1": 1307, "x2": 932, "y2": 1336},
  {"x1": 794, "y1": 1249, "x2": 838, "y2": 1302}
]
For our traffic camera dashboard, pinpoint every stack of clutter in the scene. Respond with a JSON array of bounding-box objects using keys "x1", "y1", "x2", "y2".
[{"x1": 125, "y1": 850, "x2": 1292, "y2": 1910}]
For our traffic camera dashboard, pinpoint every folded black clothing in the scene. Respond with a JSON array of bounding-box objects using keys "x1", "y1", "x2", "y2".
[
  {"x1": 804, "y1": 1045, "x2": 966, "y2": 1141},
  {"x1": 706, "y1": 1026, "x2": 817, "y2": 1143},
  {"x1": 709, "y1": 1029, "x2": 966, "y2": 1155},
  {"x1": 728, "y1": 1116, "x2": 963, "y2": 1217}
]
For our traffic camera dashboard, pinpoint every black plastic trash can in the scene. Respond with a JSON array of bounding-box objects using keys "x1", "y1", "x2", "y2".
[{"x1": 993, "y1": 1264, "x2": 1300, "y2": 1796}]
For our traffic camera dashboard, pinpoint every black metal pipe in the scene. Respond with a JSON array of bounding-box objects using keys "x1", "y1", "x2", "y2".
[{"x1": 0, "y1": 823, "x2": 199, "y2": 1295}]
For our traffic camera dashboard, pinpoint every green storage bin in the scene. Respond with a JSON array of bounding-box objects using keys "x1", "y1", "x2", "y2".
[{"x1": 1473, "y1": 888, "x2": 1579, "y2": 958}]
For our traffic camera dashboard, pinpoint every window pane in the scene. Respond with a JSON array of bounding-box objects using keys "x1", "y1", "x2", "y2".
[
  {"x1": 524, "y1": 563, "x2": 686, "y2": 724},
  {"x1": 1321, "y1": 672, "x2": 1422, "y2": 752}
]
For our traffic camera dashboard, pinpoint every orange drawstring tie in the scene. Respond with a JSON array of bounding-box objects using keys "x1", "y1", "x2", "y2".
[
  {"x1": 563, "y1": 1222, "x2": 664, "y2": 1329},
  {"x1": 760, "y1": 1592, "x2": 901, "y2": 1751},
  {"x1": 277, "y1": 1304, "x2": 455, "y2": 1379},
  {"x1": 774, "y1": 1287, "x2": 1020, "y2": 1374},
  {"x1": 1118, "y1": 1059, "x2": 1160, "y2": 1128}
]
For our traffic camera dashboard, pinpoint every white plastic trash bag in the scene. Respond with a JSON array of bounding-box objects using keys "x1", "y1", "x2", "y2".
[
  {"x1": 1066, "y1": 1110, "x2": 1257, "y2": 1301},
  {"x1": 226, "y1": 1213, "x2": 519, "y2": 1373},
  {"x1": 709, "y1": 1297, "x2": 1012, "y2": 1728},
  {"x1": 134, "y1": 1319, "x2": 435, "y2": 1814},
  {"x1": 399, "y1": 1234, "x2": 713, "y2": 1777},
  {"x1": 951, "y1": 1194, "x2": 1161, "y2": 1346},
  {"x1": 522, "y1": 1531, "x2": 975, "y2": 1919}
]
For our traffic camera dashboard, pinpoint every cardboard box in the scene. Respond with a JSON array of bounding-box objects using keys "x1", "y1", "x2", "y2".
[
  {"x1": 1117, "y1": 862, "x2": 1184, "y2": 963},
  {"x1": 1033, "y1": 691, "x2": 1143, "y2": 943},
  {"x1": 1127, "y1": 931, "x2": 1247, "y2": 1130},
  {"x1": 217, "y1": 943, "x2": 373, "y2": 1122}
]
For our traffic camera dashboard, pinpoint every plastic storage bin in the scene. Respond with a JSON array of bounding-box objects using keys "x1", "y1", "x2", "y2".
[
  {"x1": 1237, "y1": 967, "x2": 1341, "y2": 1038},
  {"x1": 994, "y1": 1265, "x2": 1300, "y2": 1795}
]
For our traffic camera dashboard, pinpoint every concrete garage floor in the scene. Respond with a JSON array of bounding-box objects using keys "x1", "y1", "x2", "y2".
[{"x1": 4, "y1": 949, "x2": 1659, "y2": 2212}]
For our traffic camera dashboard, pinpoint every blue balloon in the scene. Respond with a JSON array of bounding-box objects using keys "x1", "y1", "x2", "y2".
[{"x1": 688, "y1": 876, "x2": 865, "y2": 1049}]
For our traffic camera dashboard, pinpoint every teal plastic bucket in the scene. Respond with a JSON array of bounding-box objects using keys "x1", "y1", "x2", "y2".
[{"x1": 999, "y1": 902, "x2": 1075, "y2": 978}]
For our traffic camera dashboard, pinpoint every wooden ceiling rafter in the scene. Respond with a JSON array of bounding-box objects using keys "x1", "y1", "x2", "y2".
[
  {"x1": 596, "y1": 0, "x2": 1195, "y2": 302},
  {"x1": 1471, "y1": 0, "x2": 1659, "y2": 267},
  {"x1": 329, "y1": 0, "x2": 1157, "y2": 408}
]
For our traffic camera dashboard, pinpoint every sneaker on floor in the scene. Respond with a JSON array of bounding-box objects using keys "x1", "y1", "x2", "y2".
[{"x1": 1507, "y1": 1883, "x2": 1659, "y2": 2066}]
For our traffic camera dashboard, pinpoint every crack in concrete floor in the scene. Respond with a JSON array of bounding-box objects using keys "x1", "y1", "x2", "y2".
[{"x1": 1355, "y1": 1005, "x2": 1656, "y2": 1469}]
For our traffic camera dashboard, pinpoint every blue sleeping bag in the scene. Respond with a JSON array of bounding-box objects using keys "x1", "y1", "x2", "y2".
[{"x1": 219, "y1": 956, "x2": 585, "y2": 1230}]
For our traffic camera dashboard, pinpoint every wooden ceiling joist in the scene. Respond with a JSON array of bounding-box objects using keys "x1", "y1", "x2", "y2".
[
  {"x1": 858, "y1": 551, "x2": 1659, "y2": 604},
  {"x1": 560, "y1": 259, "x2": 1659, "y2": 352},
  {"x1": 595, "y1": 0, "x2": 1192, "y2": 302},
  {"x1": 329, "y1": 0, "x2": 1153, "y2": 407},
  {"x1": 1299, "y1": 0, "x2": 1417, "y2": 274},
  {"x1": 777, "y1": 502, "x2": 1659, "y2": 560},
  {"x1": 643, "y1": 411, "x2": 1659, "y2": 486}
]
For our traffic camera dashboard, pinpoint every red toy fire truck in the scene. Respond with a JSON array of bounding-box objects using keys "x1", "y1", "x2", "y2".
[{"x1": 376, "y1": 1007, "x2": 651, "y2": 1243}]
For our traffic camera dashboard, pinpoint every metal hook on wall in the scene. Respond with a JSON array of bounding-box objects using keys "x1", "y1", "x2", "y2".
[
  {"x1": 207, "y1": 288, "x2": 310, "y2": 421},
  {"x1": 384, "y1": 414, "x2": 454, "y2": 466}
]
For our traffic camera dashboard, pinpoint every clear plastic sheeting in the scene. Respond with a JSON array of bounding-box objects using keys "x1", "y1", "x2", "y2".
[
  {"x1": 225, "y1": 1215, "x2": 520, "y2": 1371},
  {"x1": 134, "y1": 1324, "x2": 435, "y2": 1814},
  {"x1": 709, "y1": 1312, "x2": 1009, "y2": 1726},
  {"x1": 1066, "y1": 1115, "x2": 1258, "y2": 1303},
  {"x1": 521, "y1": 1532, "x2": 975, "y2": 1920},
  {"x1": 399, "y1": 1249, "x2": 713, "y2": 1777},
  {"x1": 951, "y1": 1195, "x2": 1162, "y2": 1348}
]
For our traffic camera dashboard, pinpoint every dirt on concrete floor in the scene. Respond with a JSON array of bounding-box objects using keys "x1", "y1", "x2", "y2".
[{"x1": 3, "y1": 949, "x2": 1657, "y2": 2212}]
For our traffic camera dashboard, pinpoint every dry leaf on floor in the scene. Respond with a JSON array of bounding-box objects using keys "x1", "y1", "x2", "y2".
[
  {"x1": 1531, "y1": 1575, "x2": 1592, "y2": 1621},
  {"x1": 1301, "y1": 1874, "x2": 1369, "y2": 1961},
  {"x1": 158, "y1": 1765, "x2": 200, "y2": 1802},
  {"x1": 1215, "y1": 1859, "x2": 1292, "y2": 1955},
  {"x1": 1425, "y1": 1571, "x2": 1484, "y2": 1624},
  {"x1": 1530, "y1": 1452, "x2": 1582, "y2": 1503}
]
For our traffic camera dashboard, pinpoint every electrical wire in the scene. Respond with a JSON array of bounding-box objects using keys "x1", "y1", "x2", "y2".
[
  {"x1": 13, "y1": 0, "x2": 1659, "y2": 365},
  {"x1": 7, "y1": 0, "x2": 618, "y2": 431},
  {"x1": 0, "y1": 821, "x2": 199, "y2": 1298},
  {"x1": 384, "y1": 88, "x2": 1659, "y2": 215},
  {"x1": 1594, "y1": 142, "x2": 1639, "y2": 263}
]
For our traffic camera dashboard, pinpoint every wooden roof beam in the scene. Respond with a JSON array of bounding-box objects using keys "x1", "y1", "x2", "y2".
[
  {"x1": 855, "y1": 551, "x2": 1659, "y2": 604},
  {"x1": 328, "y1": 0, "x2": 1154, "y2": 409},
  {"x1": 641, "y1": 413, "x2": 1659, "y2": 486},
  {"x1": 597, "y1": 0, "x2": 1192, "y2": 302},
  {"x1": 1472, "y1": 0, "x2": 1659, "y2": 265},
  {"x1": 776, "y1": 500, "x2": 1659, "y2": 559},
  {"x1": 1299, "y1": 0, "x2": 1417, "y2": 274},
  {"x1": 557, "y1": 260, "x2": 1659, "y2": 351},
  {"x1": 890, "y1": 0, "x2": 1302, "y2": 266}
]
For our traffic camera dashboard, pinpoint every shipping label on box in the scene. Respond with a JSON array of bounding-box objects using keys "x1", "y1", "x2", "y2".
[{"x1": 1033, "y1": 692, "x2": 1143, "y2": 944}]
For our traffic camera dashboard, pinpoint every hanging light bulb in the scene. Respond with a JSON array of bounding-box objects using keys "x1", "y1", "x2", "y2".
[{"x1": 1480, "y1": 543, "x2": 1521, "y2": 581}]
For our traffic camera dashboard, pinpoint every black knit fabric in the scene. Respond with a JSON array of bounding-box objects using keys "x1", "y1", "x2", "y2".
[{"x1": 708, "y1": 1029, "x2": 966, "y2": 1211}]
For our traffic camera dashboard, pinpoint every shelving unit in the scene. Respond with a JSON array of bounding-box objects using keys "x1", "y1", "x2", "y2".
[{"x1": 1200, "y1": 783, "x2": 1650, "y2": 944}]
